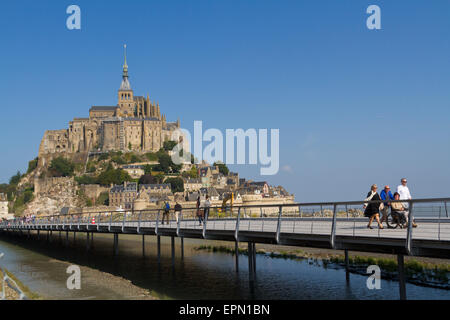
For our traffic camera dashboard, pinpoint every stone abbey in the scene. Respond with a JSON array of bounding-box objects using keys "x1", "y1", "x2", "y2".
[{"x1": 38, "y1": 46, "x2": 180, "y2": 165}]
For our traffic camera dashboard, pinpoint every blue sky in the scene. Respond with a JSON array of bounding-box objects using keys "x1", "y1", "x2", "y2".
[{"x1": 0, "y1": 0, "x2": 449, "y2": 202}]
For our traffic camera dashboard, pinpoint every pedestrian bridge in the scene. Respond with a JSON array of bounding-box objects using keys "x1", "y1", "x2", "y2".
[
  {"x1": 2, "y1": 198, "x2": 449, "y2": 259},
  {"x1": 2, "y1": 198, "x2": 449, "y2": 300}
]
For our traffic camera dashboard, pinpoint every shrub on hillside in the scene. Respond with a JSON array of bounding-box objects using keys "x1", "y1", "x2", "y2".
[{"x1": 48, "y1": 157, "x2": 74, "y2": 177}]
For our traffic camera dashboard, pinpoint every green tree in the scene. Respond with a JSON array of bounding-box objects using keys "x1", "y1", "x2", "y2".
[
  {"x1": 75, "y1": 175, "x2": 98, "y2": 185},
  {"x1": 27, "y1": 157, "x2": 38, "y2": 174},
  {"x1": 97, "y1": 164, "x2": 132, "y2": 186},
  {"x1": 165, "y1": 177, "x2": 184, "y2": 193},
  {"x1": 138, "y1": 174, "x2": 156, "y2": 185},
  {"x1": 214, "y1": 162, "x2": 229, "y2": 176},
  {"x1": 154, "y1": 172, "x2": 165, "y2": 184},
  {"x1": 48, "y1": 157, "x2": 75, "y2": 177},
  {"x1": 144, "y1": 152, "x2": 158, "y2": 161},
  {"x1": 163, "y1": 140, "x2": 177, "y2": 151},
  {"x1": 143, "y1": 164, "x2": 154, "y2": 175},
  {"x1": 97, "y1": 192, "x2": 109, "y2": 206},
  {"x1": 9, "y1": 171, "x2": 22, "y2": 185}
]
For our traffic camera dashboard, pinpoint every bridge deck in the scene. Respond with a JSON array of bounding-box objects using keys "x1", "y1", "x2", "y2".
[{"x1": 3, "y1": 217, "x2": 450, "y2": 259}]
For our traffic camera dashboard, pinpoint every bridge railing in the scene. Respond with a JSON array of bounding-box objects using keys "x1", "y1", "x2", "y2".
[{"x1": 2, "y1": 198, "x2": 450, "y2": 254}]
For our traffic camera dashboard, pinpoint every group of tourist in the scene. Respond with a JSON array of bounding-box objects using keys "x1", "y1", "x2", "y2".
[
  {"x1": 160, "y1": 195, "x2": 211, "y2": 226},
  {"x1": 364, "y1": 178, "x2": 418, "y2": 229}
]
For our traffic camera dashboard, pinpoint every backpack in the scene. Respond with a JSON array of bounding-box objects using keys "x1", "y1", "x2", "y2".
[{"x1": 165, "y1": 202, "x2": 170, "y2": 210}]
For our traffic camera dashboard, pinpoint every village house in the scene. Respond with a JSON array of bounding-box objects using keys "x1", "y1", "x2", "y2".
[
  {"x1": 183, "y1": 178, "x2": 202, "y2": 192},
  {"x1": 121, "y1": 164, "x2": 145, "y2": 179},
  {"x1": 109, "y1": 182, "x2": 138, "y2": 209}
]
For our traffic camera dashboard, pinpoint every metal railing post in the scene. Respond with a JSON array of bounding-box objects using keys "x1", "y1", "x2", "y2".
[
  {"x1": 137, "y1": 212, "x2": 142, "y2": 234},
  {"x1": 275, "y1": 205, "x2": 282, "y2": 244},
  {"x1": 176, "y1": 211, "x2": 181, "y2": 237},
  {"x1": 406, "y1": 201, "x2": 414, "y2": 255},
  {"x1": 235, "y1": 207, "x2": 241, "y2": 241},
  {"x1": 202, "y1": 207, "x2": 208, "y2": 239},
  {"x1": 155, "y1": 210, "x2": 160, "y2": 235},
  {"x1": 108, "y1": 212, "x2": 113, "y2": 232},
  {"x1": 330, "y1": 204, "x2": 337, "y2": 249},
  {"x1": 445, "y1": 201, "x2": 448, "y2": 218},
  {"x1": 122, "y1": 212, "x2": 126, "y2": 233}
]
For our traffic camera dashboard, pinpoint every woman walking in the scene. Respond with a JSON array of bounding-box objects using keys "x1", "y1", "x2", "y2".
[
  {"x1": 364, "y1": 184, "x2": 384, "y2": 229},
  {"x1": 196, "y1": 196, "x2": 203, "y2": 225}
]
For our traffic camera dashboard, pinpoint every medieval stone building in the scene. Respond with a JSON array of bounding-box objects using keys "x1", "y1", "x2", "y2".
[{"x1": 38, "y1": 46, "x2": 180, "y2": 166}]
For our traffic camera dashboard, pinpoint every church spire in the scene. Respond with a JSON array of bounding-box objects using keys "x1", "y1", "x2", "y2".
[
  {"x1": 123, "y1": 44, "x2": 128, "y2": 76},
  {"x1": 119, "y1": 44, "x2": 131, "y2": 91}
]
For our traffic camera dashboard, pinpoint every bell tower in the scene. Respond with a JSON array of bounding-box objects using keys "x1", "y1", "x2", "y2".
[{"x1": 118, "y1": 44, "x2": 134, "y2": 117}]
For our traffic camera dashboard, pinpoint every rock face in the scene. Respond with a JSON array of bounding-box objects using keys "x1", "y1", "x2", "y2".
[{"x1": 24, "y1": 177, "x2": 82, "y2": 216}]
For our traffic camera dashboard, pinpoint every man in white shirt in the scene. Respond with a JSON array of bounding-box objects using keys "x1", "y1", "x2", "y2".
[
  {"x1": 397, "y1": 178, "x2": 411, "y2": 205},
  {"x1": 396, "y1": 178, "x2": 417, "y2": 227}
]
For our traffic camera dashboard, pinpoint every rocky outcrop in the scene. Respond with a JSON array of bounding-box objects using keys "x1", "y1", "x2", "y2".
[{"x1": 24, "y1": 177, "x2": 82, "y2": 216}]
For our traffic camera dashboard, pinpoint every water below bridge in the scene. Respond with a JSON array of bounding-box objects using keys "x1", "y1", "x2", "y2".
[{"x1": 0, "y1": 233, "x2": 448, "y2": 300}]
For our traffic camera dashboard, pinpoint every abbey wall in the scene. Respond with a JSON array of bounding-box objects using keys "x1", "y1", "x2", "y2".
[{"x1": 37, "y1": 49, "x2": 180, "y2": 166}]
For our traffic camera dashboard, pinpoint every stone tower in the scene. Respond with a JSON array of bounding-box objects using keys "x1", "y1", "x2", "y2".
[{"x1": 118, "y1": 45, "x2": 135, "y2": 117}]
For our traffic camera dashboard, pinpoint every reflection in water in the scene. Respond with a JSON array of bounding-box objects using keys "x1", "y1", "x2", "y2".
[{"x1": 0, "y1": 231, "x2": 449, "y2": 300}]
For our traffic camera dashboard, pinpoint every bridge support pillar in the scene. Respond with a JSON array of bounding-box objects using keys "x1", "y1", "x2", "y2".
[
  {"x1": 37, "y1": 230, "x2": 40, "y2": 240},
  {"x1": 73, "y1": 231, "x2": 76, "y2": 242},
  {"x1": 157, "y1": 236, "x2": 161, "y2": 264},
  {"x1": 397, "y1": 254, "x2": 407, "y2": 300},
  {"x1": 86, "y1": 232, "x2": 91, "y2": 251},
  {"x1": 59, "y1": 231, "x2": 62, "y2": 243},
  {"x1": 248, "y1": 242, "x2": 256, "y2": 277},
  {"x1": 113, "y1": 233, "x2": 119, "y2": 256},
  {"x1": 90, "y1": 232, "x2": 94, "y2": 249},
  {"x1": 46, "y1": 230, "x2": 49, "y2": 242},
  {"x1": 345, "y1": 249, "x2": 350, "y2": 281},
  {"x1": 27, "y1": 229, "x2": 30, "y2": 239},
  {"x1": 142, "y1": 235, "x2": 145, "y2": 257},
  {"x1": 171, "y1": 236, "x2": 175, "y2": 268},
  {"x1": 66, "y1": 231, "x2": 69, "y2": 247},
  {"x1": 180, "y1": 237, "x2": 184, "y2": 260},
  {"x1": 235, "y1": 241, "x2": 239, "y2": 272}
]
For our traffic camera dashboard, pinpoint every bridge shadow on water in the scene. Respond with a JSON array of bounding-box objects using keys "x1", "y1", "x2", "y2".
[{"x1": 0, "y1": 230, "x2": 261, "y2": 299}]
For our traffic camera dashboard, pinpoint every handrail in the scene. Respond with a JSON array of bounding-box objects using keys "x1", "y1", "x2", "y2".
[
  {"x1": 330, "y1": 204, "x2": 337, "y2": 249},
  {"x1": 275, "y1": 206, "x2": 282, "y2": 244},
  {"x1": 4, "y1": 197, "x2": 450, "y2": 223}
]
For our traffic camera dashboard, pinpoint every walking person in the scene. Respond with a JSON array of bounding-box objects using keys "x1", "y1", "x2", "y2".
[
  {"x1": 380, "y1": 185, "x2": 394, "y2": 226},
  {"x1": 174, "y1": 202, "x2": 182, "y2": 224},
  {"x1": 161, "y1": 201, "x2": 170, "y2": 225},
  {"x1": 396, "y1": 178, "x2": 417, "y2": 228},
  {"x1": 364, "y1": 184, "x2": 384, "y2": 229},
  {"x1": 196, "y1": 196, "x2": 203, "y2": 225},
  {"x1": 204, "y1": 195, "x2": 211, "y2": 221}
]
